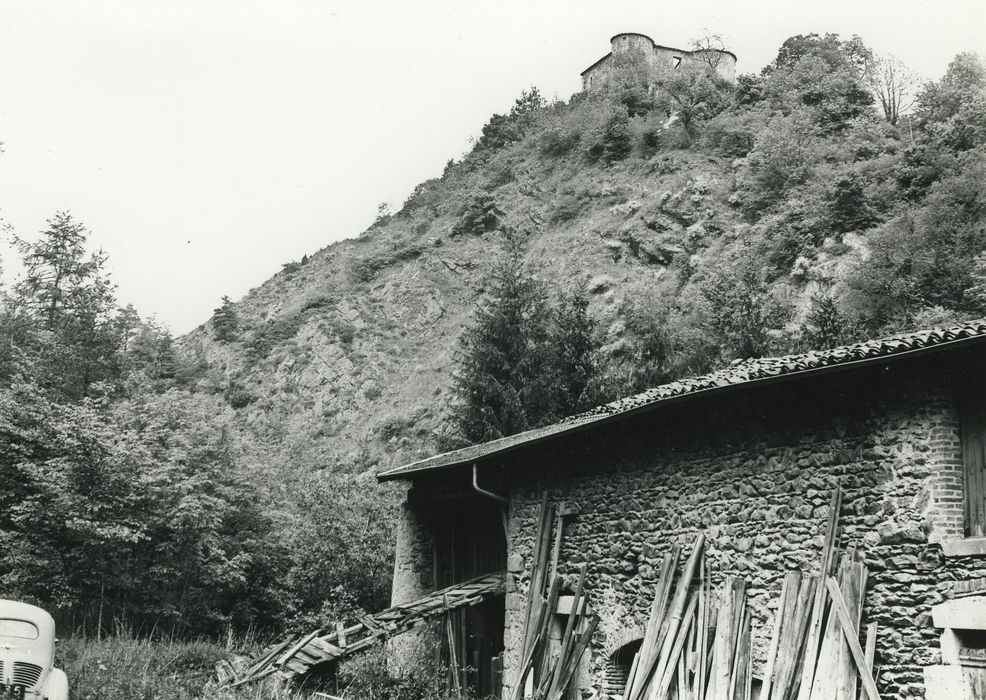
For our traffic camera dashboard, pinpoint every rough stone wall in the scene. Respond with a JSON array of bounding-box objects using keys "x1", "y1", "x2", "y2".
[
  {"x1": 392, "y1": 501, "x2": 435, "y2": 604},
  {"x1": 611, "y1": 33, "x2": 656, "y2": 56},
  {"x1": 583, "y1": 36, "x2": 737, "y2": 91},
  {"x1": 499, "y1": 366, "x2": 986, "y2": 700},
  {"x1": 685, "y1": 49, "x2": 737, "y2": 82}
]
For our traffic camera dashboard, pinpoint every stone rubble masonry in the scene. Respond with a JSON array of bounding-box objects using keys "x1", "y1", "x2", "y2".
[
  {"x1": 388, "y1": 358, "x2": 986, "y2": 699},
  {"x1": 581, "y1": 32, "x2": 738, "y2": 91},
  {"x1": 389, "y1": 503, "x2": 436, "y2": 663},
  {"x1": 495, "y1": 366, "x2": 986, "y2": 700}
]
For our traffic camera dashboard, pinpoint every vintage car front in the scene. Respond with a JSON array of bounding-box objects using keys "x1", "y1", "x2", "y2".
[{"x1": 0, "y1": 601, "x2": 68, "y2": 700}]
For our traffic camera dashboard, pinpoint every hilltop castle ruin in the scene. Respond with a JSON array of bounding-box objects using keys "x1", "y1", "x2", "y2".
[{"x1": 581, "y1": 32, "x2": 737, "y2": 91}]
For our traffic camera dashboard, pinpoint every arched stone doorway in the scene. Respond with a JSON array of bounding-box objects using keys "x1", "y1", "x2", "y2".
[{"x1": 602, "y1": 637, "x2": 643, "y2": 697}]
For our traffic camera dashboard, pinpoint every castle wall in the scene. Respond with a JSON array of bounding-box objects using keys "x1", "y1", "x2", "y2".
[
  {"x1": 611, "y1": 33, "x2": 655, "y2": 56},
  {"x1": 581, "y1": 34, "x2": 737, "y2": 91}
]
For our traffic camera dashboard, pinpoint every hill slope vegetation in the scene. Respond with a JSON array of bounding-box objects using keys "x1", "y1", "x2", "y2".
[{"x1": 0, "y1": 34, "x2": 984, "y2": 638}]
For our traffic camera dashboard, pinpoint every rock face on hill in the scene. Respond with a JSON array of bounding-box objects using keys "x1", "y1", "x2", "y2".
[{"x1": 181, "y1": 147, "x2": 766, "y2": 477}]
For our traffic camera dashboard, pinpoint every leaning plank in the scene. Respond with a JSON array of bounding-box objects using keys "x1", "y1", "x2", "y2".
[
  {"x1": 777, "y1": 575, "x2": 817, "y2": 700},
  {"x1": 859, "y1": 622, "x2": 878, "y2": 700},
  {"x1": 231, "y1": 572, "x2": 505, "y2": 686},
  {"x1": 548, "y1": 565, "x2": 588, "y2": 698},
  {"x1": 761, "y1": 571, "x2": 793, "y2": 700},
  {"x1": 244, "y1": 638, "x2": 293, "y2": 678},
  {"x1": 712, "y1": 577, "x2": 738, "y2": 700},
  {"x1": 521, "y1": 495, "x2": 551, "y2": 665},
  {"x1": 824, "y1": 578, "x2": 881, "y2": 700},
  {"x1": 551, "y1": 615, "x2": 600, "y2": 700},
  {"x1": 652, "y1": 591, "x2": 699, "y2": 700},
  {"x1": 798, "y1": 486, "x2": 842, "y2": 700},
  {"x1": 278, "y1": 629, "x2": 324, "y2": 667},
  {"x1": 809, "y1": 553, "x2": 848, "y2": 700},
  {"x1": 629, "y1": 547, "x2": 681, "y2": 700},
  {"x1": 649, "y1": 535, "x2": 707, "y2": 700}
]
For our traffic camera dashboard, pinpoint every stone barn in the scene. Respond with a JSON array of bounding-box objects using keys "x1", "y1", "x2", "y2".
[{"x1": 378, "y1": 321, "x2": 986, "y2": 700}]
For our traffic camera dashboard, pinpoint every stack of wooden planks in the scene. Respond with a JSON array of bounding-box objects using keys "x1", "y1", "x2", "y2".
[
  {"x1": 618, "y1": 486, "x2": 882, "y2": 700},
  {"x1": 226, "y1": 572, "x2": 506, "y2": 687},
  {"x1": 512, "y1": 496, "x2": 600, "y2": 700}
]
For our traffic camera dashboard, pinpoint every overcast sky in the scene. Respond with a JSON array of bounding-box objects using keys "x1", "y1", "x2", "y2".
[{"x1": 0, "y1": 0, "x2": 983, "y2": 334}]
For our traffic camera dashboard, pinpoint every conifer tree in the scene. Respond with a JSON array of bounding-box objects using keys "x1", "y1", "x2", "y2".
[
  {"x1": 450, "y1": 235, "x2": 556, "y2": 444},
  {"x1": 801, "y1": 294, "x2": 860, "y2": 349},
  {"x1": 212, "y1": 295, "x2": 239, "y2": 342},
  {"x1": 7, "y1": 212, "x2": 121, "y2": 398},
  {"x1": 551, "y1": 283, "x2": 600, "y2": 417}
]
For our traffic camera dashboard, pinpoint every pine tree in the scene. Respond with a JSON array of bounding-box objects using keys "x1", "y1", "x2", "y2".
[
  {"x1": 449, "y1": 236, "x2": 556, "y2": 444},
  {"x1": 7, "y1": 212, "x2": 121, "y2": 398},
  {"x1": 551, "y1": 283, "x2": 600, "y2": 417},
  {"x1": 801, "y1": 294, "x2": 860, "y2": 349},
  {"x1": 614, "y1": 297, "x2": 678, "y2": 395},
  {"x1": 212, "y1": 295, "x2": 239, "y2": 342}
]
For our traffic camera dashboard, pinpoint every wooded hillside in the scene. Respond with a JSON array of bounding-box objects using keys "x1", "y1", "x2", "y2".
[{"x1": 0, "y1": 33, "x2": 983, "y2": 641}]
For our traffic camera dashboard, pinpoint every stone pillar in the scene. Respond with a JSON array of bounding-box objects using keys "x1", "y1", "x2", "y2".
[
  {"x1": 502, "y1": 493, "x2": 533, "y2": 700},
  {"x1": 389, "y1": 496, "x2": 435, "y2": 667}
]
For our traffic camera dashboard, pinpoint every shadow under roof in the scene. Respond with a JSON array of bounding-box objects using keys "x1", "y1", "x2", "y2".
[{"x1": 377, "y1": 320, "x2": 986, "y2": 483}]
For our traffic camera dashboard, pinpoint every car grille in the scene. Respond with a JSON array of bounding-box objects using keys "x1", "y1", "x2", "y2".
[
  {"x1": 0, "y1": 660, "x2": 3, "y2": 680},
  {"x1": 12, "y1": 662, "x2": 42, "y2": 687}
]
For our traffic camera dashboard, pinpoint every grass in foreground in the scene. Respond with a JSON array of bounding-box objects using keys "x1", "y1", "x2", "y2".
[
  {"x1": 58, "y1": 635, "x2": 465, "y2": 700},
  {"x1": 58, "y1": 635, "x2": 304, "y2": 700}
]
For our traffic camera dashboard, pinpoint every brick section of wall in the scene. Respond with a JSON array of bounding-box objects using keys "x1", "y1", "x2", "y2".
[
  {"x1": 498, "y1": 368, "x2": 985, "y2": 700},
  {"x1": 927, "y1": 397, "x2": 966, "y2": 543}
]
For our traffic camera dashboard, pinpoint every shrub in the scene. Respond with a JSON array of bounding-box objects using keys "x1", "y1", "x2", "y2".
[
  {"x1": 225, "y1": 383, "x2": 256, "y2": 409},
  {"x1": 336, "y1": 640, "x2": 455, "y2": 700},
  {"x1": 326, "y1": 316, "x2": 356, "y2": 347},
  {"x1": 600, "y1": 49, "x2": 657, "y2": 116},
  {"x1": 703, "y1": 111, "x2": 761, "y2": 157},
  {"x1": 696, "y1": 253, "x2": 792, "y2": 360},
  {"x1": 548, "y1": 191, "x2": 587, "y2": 224},
  {"x1": 471, "y1": 87, "x2": 545, "y2": 156},
  {"x1": 739, "y1": 112, "x2": 822, "y2": 215},
  {"x1": 629, "y1": 113, "x2": 665, "y2": 157},
  {"x1": 349, "y1": 243, "x2": 425, "y2": 283},
  {"x1": 539, "y1": 125, "x2": 581, "y2": 157},
  {"x1": 654, "y1": 70, "x2": 734, "y2": 141},
  {"x1": 754, "y1": 196, "x2": 831, "y2": 273},
  {"x1": 828, "y1": 173, "x2": 879, "y2": 233},
  {"x1": 451, "y1": 190, "x2": 501, "y2": 237},
  {"x1": 581, "y1": 103, "x2": 632, "y2": 165}
]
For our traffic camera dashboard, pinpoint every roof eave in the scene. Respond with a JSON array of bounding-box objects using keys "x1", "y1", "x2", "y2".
[
  {"x1": 580, "y1": 52, "x2": 612, "y2": 76},
  {"x1": 377, "y1": 333, "x2": 986, "y2": 483}
]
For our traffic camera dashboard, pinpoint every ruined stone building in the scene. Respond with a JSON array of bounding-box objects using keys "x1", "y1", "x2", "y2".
[
  {"x1": 580, "y1": 33, "x2": 737, "y2": 92},
  {"x1": 378, "y1": 321, "x2": 986, "y2": 699}
]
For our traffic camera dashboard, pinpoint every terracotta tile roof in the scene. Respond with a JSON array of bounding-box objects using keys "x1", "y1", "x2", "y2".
[{"x1": 378, "y1": 320, "x2": 986, "y2": 482}]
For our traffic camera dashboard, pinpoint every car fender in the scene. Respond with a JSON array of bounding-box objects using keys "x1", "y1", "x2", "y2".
[{"x1": 42, "y1": 668, "x2": 68, "y2": 700}]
